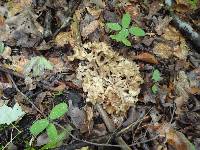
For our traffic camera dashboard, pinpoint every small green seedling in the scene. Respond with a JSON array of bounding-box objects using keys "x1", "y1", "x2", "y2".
[
  {"x1": 30, "y1": 103, "x2": 71, "y2": 149},
  {"x1": 151, "y1": 69, "x2": 162, "y2": 94},
  {"x1": 106, "y1": 13, "x2": 145, "y2": 46}
]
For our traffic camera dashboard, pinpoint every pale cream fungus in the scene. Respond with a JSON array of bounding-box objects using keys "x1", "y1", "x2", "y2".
[{"x1": 69, "y1": 42, "x2": 143, "y2": 116}]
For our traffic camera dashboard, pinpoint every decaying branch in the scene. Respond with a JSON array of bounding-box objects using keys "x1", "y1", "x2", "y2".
[
  {"x1": 165, "y1": 0, "x2": 200, "y2": 52},
  {"x1": 96, "y1": 103, "x2": 132, "y2": 150}
]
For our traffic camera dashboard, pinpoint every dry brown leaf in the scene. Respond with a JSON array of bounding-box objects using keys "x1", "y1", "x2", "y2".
[
  {"x1": 189, "y1": 87, "x2": 200, "y2": 94},
  {"x1": 0, "y1": 15, "x2": 5, "y2": 27},
  {"x1": 0, "y1": 82, "x2": 12, "y2": 90},
  {"x1": 153, "y1": 26, "x2": 189, "y2": 59},
  {"x1": 7, "y1": 0, "x2": 32, "y2": 16},
  {"x1": 0, "y1": 46, "x2": 12, "y2": 60},
  {"x1": 147, "y1": 0, "x2": 163, "y2": 19},
  {"x1": 174, "y1": 71, "x2": 190, "y2": 114},
  {"x1": 81, "y1": 20, "x2": 99, "y2": 37},
  {"x1": 54, "y1": 32, "x2": 74, "y2": 47},
  {"x1": 84, "y1": 105, "x2": 94, "y2": 132},
  {"x1": 175, "y1": 0, "x2": 199, "y2": 12},
  {"x1": 49, "y1": 57, "x2": 65, "y2": 73},
  {"x1": 133, "y1": 52, "x2": 158, "y2": 64},
  {"x1": 6, "y1": 55, "x2": 28, "y2": 74},
  {"x1": 157, "y1": 123, "x2": 195, "y2": 150},
  {"x1": 155, "y1": 16, "x2": 172, "y2": 35},
  {"x1": 51, "y1": 82, "x2": 66, "y2": 92},
  {"x1": 86, "y1": 7, "x2": 102, "y2": 19},
  {"x1": 68, "y1": 100, "x2": 87, "y2": 133},
  {"x1": 89, "y1": 0, "x2": 105, "y2": 8},
  {"x1": 124, "y1": 4, "x2": 140, "y2": 20}
]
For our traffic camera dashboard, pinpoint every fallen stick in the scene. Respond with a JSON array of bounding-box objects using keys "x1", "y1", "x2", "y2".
[
  {"x1": 96, "y1": 103, "x2": 132, "y2": 150},
  {"x1": 165, "y1": 0, "x2": 200, "y2": 52}
]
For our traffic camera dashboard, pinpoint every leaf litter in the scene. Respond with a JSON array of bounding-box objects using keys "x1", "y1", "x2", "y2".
[{"x1": 0, "y1": 0, "x2": 199, "y2": 149}]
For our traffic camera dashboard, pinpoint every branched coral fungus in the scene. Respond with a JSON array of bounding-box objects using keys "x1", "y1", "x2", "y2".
[{"x1": 69, "y1": 42, "x2": 143, "y2": 116}]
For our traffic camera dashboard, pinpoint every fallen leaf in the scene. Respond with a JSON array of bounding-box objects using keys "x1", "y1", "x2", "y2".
[
  {"x1": 155, "y1": 16, "x2": 172, "y2": 35},
  {"x1": 157, "y1": 123, "x2": 196, "y2": 150},
  {"x1": 90, "y1": 0, "x2": 105, "y2": 8},
  {"x1": 153, "y1": 26, "x2": 189, "y2": 59},
  {"x1": 174, "y1": 71, "x2": 190, "y2": 114},
  {"x1": 174, "y1": 96, "x2": 188, "y2": 115},
  {"x1": 5, "y1": 9, "x2": 42, "y2": 47},
  {"x1": 68, "y1": 100, "x2": 87, "y2": 133},
  {"x1": 51, "y1": 82, "x2": 66, "y2": 92},
  {"x1": 0, "y1": 46, "x2": 11, "y2": 60},
  {"x1": 0, "y1": 103, "x2": 25, "y2": 125},
  {"x1": 7, "y1": 0, "x2": 32, "y2": 16},
  {"x1": 54, "y1": 32, "x2": 74, "y2": 47},
  {"x1": 0, "y1": 15, "x2": 5, "y2": 27},
  {"x1": 81, "y1": 20, "x2": 99, "y2": 37},
  {"x1": 133, "y1": 52, "x2": 158, "y2": 64},
  {"x1": 146, "y1": 0, "x2": 163, "y2": 19}
]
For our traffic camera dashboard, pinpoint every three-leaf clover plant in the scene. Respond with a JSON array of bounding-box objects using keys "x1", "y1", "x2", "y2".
[
  {"x1": 30, "y1": 103, "x2": 71, "y2": 149},
  {"x1": 106, "y1": 13, "x2": 145, "y2": 46}
]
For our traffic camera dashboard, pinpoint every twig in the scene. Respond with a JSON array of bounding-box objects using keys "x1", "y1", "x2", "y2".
[
  {"x1": 2, "y1": 129, "x2": 22, "y2": 150},
  {"x1": 95, "y1": 104, "x2": 115, "y2": 131},
  {"x1": 165, "y1": 0, "x2": 200, "y2": 52},
  {"x1": 6, "y1": 74, "x2": 45, "y2": 116},
  {"x1": 96, "y1": 103, "x2": 132, "y2": 150},
  {"x1": 55, "y1": 122, "x2": 159, "y2": 150}
]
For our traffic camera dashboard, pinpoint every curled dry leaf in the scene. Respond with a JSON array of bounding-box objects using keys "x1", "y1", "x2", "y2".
[
  {"x1": 156, "y1": 123, "x2": 195, "y2": 150},
  {"x1": 81, "y1": 20, "x2": 99, "y2": 38},
  {"x1": 133, "y1": 52, "x2": 158, "y2": 64},
  {"x1": 153, "y1": 26, "x2": 189, "y2": 59}
]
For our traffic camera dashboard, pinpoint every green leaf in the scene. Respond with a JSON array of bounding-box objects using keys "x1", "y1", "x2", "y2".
[
  {"x1": 46, "y1": 123, "x2": 58, "y2": 142},
  {"x1": 49, "y1": 103, "x2": 68, "y2": 120},
  {"x1": 122, "y1": 38, "x2": 131, "y2": 46},
  {"x1": 106, "y1": 23, "x2": 121, "y2": 31},
  {"x1": 110, "y1": 34, "x2": 120, "y2": 41},
  {"x1": 187, "y1": 0, "x2": 198, "y2": 8},
  {"x1": 30, "y1": 119, "x2": 49, "y2": 136},
  {"x1": 0, "y1": 103, "x2": 25, "y2": 125},
  {"x1": 41, "y1": 125, "x2": 73, "y2": 150},
  {"x1": 152, "y1": 69, "x2": 161, "y2": 82},
  {"x1": 129, "y1": 26, "x2": 145, "y2": 37},
  {"x1": 0, "y1": 41, "x2": 5, "y2": 53},
  {"x1": 121, "y1": 13, "x2": 131, "y2": 28},
  {"x1": 24, "y1": 56, "x2": 53, "y2": 77},
  {"x1": 118, "y1": 28, "x2": 129, "y2": 39},
  {"x1": 152, "y1": 84, "x2": 158, "y2": 94},
  {"x1": 111, "y1": 28, "x2": 129, "y2": 41}
]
